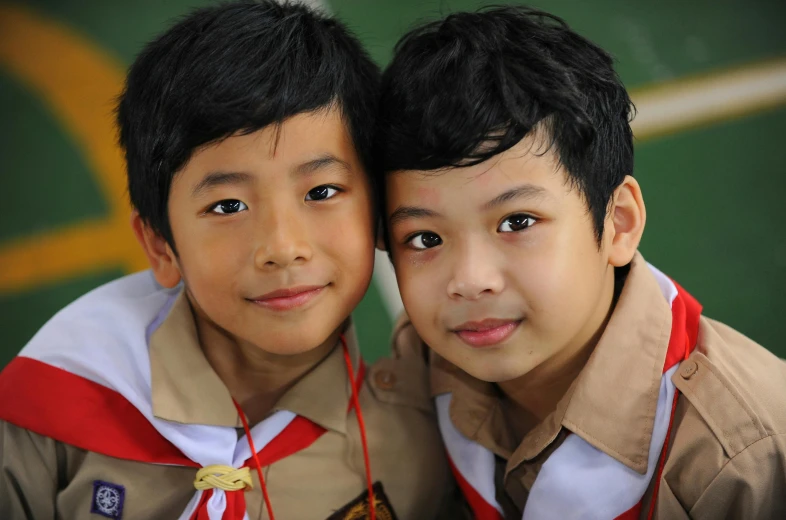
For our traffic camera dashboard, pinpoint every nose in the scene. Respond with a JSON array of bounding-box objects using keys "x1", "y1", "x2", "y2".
[
  {"x1": 253, "y1": 205, "x2": 313, "y2": 270},
  {"x1": 445, "y1": 237, "x2": 504, "y2": 300}
]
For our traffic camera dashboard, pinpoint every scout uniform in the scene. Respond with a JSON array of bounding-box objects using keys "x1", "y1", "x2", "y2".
[
  {"x1": 0, "y1": 270, "x2": 455, "y2": 520},
  {"x1": 393, "y1": 253, "x2": 786, "y2": 519}
]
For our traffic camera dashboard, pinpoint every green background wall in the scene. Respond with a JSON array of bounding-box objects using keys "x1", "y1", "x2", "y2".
[{"x1": 1, "y1": 0, "x2": 784, "y2": 367}]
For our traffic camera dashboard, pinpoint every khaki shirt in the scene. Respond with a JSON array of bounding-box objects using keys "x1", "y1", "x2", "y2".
[
  {"x1": 393, "y1": 253, "x2": 786, "y2": 519},
  {"x1": 1, "y1": 291, "x2": 456, "y2": 519}
]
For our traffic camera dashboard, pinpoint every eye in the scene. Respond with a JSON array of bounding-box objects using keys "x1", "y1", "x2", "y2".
[
  {"x1": 305, "y1": 185, "x2": 340, "y2": 201},
  {"x1": 209, "y1": 199, "x2": 248, "y2": 214},
  {"x1": 407, "y1": 232, "x2": 443, "y2": 250},
  {"x1": 498, "y1": 214, "x2": 536, "y2": 233}
]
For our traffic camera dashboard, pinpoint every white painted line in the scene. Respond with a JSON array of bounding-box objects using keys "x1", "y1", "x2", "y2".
[{"x1": 632, "y1": 58, "x2": 786, "y2": 139}]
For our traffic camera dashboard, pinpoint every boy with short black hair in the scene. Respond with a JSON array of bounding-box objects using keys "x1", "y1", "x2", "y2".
[
  {"x1": 377, "y1": 5, "x2": 786, "y2": 519},
  {"x1": 0, "y1": 2, "x2": 453, "y2": 519}
]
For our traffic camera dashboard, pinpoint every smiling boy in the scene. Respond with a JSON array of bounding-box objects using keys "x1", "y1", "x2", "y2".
[
  {"x1": 376, "y1": 6, "x2": 786, "y2": 519},
  {"x1": 0, "y1": 2, "x2": 453, "y2": 519}
]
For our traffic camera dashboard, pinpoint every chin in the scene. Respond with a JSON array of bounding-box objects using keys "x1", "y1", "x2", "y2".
[
  {"x1": 247, "y1": 322, "x2": 338, "y2": 356},
  {"x1": 451, "y1": 350, "x2": 536, "y2": 384},
  {"x1": 257, "y1": 341, "x2": 322, "y2": 356},
  {"x1": 466, "y1": 363, "x2": 527, "y2": 383}
]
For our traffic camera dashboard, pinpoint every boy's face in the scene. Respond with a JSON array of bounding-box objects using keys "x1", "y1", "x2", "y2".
[
  {"x1": 386, "y1": 134, "x2": 620, "y2": 382},
  {"x1": 165, "y1": 108, "x2": 375, "y2": 355}
]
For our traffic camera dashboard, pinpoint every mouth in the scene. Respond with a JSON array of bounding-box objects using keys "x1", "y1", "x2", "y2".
[
  {"x1": 451, "y1": 318, "x2": 522, "y2": 348},
  {"x1": 248, "y1": 285, "x2": 327, "y2": 311}
]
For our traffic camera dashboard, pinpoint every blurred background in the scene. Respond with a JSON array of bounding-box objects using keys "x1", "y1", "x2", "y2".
[{"x1": 0, "y1": 0, "x2": 784, "y2": 366}]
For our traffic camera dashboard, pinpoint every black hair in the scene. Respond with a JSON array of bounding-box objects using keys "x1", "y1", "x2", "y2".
[
  {"x1": 117, "y1": 0, "x2": 380, "y2": 246},
  {"x1": 375, "y1": 5, "x2": 634, "y2": 242}
]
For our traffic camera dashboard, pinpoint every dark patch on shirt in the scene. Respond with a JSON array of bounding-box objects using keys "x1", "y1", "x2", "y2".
[{"x1": 327, "y1": 482, "x2": 398, "y2": 520}]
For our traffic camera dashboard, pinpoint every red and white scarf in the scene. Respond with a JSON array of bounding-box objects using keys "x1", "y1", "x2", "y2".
[
  {"x1": 0, "y1": 271, "x2": 359, "y2": 520},
  {"x1": 436, "y1": 264, "x2": 702, "y2": 520}
]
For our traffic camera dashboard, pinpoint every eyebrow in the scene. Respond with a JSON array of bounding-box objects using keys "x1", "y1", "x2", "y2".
[
  {"x1": 293, "y1": 154, "x2": 352, "y2": 177},
  {"x1": 389, "y1": 206, "x2": 441, "y2": 226},
  {"x1": 482, "y1": 184, "x2": 550, "y2": 211},
  {"x1": 191, "y1": 171, "x2": 253, "y2": 198}
]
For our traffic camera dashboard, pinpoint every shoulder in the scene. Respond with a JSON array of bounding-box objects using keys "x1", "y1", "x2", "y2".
[
  {"x1": 7, "y1": 271, "x2": 180, "y2": 385},
  {"x1": 363, "y1": 311, "x2": 432, "y2": 415},
  {"x1": 36, "y1": 269, "x2": 168, "y2": 324},
  {"x1": 663, "y1": 316, "x2": 786, "y2": 513},
  {"x1": 676, "y1": 316, "x2": 786, "y2": 446},
  {"x1": 0, "y1": 272, "x2": 181, "y2": 443},
  {"x1": 1, "y1": 419, "x2": 86, "y2": 480},
  {"x1": 356, "y1": 314, "x2": 456, "y2": 516},
  {"x1": 19, "y1": 270, "x2": 178, "y2": 359}
]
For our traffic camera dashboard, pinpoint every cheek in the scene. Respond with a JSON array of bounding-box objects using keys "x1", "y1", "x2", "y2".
[
  {"x1": 193, "y1": 230, "x2": 249, "y2": 275},
  {"x1": 318, "y1": 200, "x2": 375, "y2": 289},
  {"x1": 166, "y1": 205, "x2": 248, "y2": 320},
  {"x1": 510, "y1": 229, "x2": 604, "y2": 325},
  {"x1": 396, "y1": 269, "x2": 420, "y2": 315},
  {"x1": 507, "y1": 255, "x2": 563, "y2": 321},
  {"x1": 172, "y1": 223, "x2": 253, "y2": 302},
  {"x1": 396, "y1": 262, "x2": 442, "y2": 331}
]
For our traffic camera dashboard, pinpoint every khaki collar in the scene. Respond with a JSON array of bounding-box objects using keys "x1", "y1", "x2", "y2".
[
  {"x1": 273, "y1": 324, "x2": 362, "y2": 435},
  {"x1": 430, "y1": 252, "x2": 672, "y2": 475},
  {"x1": 149, "y1": 291, "x2": 360, "y2": 434}
]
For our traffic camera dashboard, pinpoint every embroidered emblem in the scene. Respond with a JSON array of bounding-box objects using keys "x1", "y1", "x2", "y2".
[
  {"x1": 91, "y1": 480, "x2": 125, "y2": 519},
  {"x1": 327, "y1": 482, "x2": 398, "y2": 520}
]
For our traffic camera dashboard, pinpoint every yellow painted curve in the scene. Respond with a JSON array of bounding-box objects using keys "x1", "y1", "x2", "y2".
[{"x1": 0, "y1": 5, "x2": 147, "y2": 294}]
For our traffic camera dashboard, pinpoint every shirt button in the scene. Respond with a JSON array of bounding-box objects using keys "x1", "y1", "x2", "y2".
[
  {"x1": 374, "y1": 370, "x2": 397, "y2": 390},
  {"x1": 680, "y1": 360, "x2": 698, "y2": 379}
]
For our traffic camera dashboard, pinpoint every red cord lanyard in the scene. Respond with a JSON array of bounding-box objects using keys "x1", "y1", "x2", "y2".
[{"x1": 233, "y1": 334, "x2": 375, "y2": 520}]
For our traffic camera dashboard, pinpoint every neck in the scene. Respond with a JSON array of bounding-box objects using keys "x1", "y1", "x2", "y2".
[
  {"x1": 498, "y1": 332, "x2": 598, "y2": 439},
  {"x1": 190, "y1": 299, "x2": 342, "y2": 425},
  {"x1": 498, "y1": 266, "x2": 618, "y2": 437}
]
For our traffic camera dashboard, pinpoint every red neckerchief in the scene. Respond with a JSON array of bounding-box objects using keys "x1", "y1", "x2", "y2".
[{"x1": 0, "y1": 335, "x2": 374, "y2": 520}]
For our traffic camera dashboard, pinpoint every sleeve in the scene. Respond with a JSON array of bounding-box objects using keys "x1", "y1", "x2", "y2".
[
  {"x1": 689, "y1": 433, "x2": 786, "y2": 520},
  {"x1": 0, "y1": 420, "x2": 59, "y2": 519}
]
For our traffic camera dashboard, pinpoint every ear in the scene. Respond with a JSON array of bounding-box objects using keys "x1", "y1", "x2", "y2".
[
  {"x1": 605, "y1": 176, "x2": 646, "y2": 267},
  {"x1": 130, "y1": 210, "x2": 182, "y2": 288}
]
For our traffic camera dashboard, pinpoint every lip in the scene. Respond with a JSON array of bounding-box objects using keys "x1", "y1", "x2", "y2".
[
  {"x1": 249, "y1": 285, "x2": 326, "y2": 311},
  {"x1": 452, "y1": 318, "x2": 521, "y2": 348}
]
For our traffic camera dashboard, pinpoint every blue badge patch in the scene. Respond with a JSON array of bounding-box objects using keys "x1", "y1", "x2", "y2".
[{"x1": 91, "y1": 480, "x2": 125, "y2": 519}]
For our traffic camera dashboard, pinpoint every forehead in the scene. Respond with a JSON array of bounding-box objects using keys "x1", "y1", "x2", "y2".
[
  {"x1": 177, "y1": 108, "x2": 358, "y2": 181},
  {"x1": 386, "y1": 136, "x2": 567, "y2": 210}
]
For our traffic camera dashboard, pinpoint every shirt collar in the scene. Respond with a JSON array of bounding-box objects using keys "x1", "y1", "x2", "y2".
[
  {"x1": 562, "y1": 252, "x2": 672, "y2": 474},
  {"x1": 149, "y1": 291, "x2": 360, "y2": 434},
  {"x1": 273, "y1": 323, "x2": 362, "y2": 435},
  {"x1": 149, "y1": 291, "x2": 238, "y2": 426}
]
